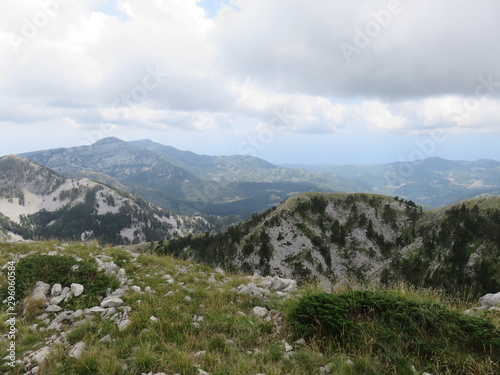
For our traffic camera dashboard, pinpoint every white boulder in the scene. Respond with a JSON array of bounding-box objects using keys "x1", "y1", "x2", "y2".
[
  {"x1": 71, "y1": 283, "x2": 84, "y2": 297},
  {"x1": 50, "y1": 284, "x2": 62, "y2": 296},
  {"x1": 101, "y1": 296, "x2": 124, "y2": 308},
  {"x1": 252, "y1": 306, "x2": 269, "y2": 317},
  {"x1": 479, "y1": 292, "x2": 500, "y2": 308},
  {"x1": 68, "y1": 342, "x2": 86, "y2": 359}
]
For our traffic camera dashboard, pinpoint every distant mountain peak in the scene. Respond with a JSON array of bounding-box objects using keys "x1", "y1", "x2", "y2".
[
  {"x1": 1, "y1": 154, "x2": 43, "y2": 169},
  {"x1": 92, "y1": 137, "x2": 126, "y2": 146},
  {"x1": 2, "y1": 154, "x2": 26, "y2": 161}
]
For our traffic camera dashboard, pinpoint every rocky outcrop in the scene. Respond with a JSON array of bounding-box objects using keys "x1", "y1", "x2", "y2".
[
  {"x1": 0, "y1": 155, "x2": 211, "y2": 245},
  {"x1": 234, "y1": 276, "x2": 297, "y2": 298},
  {"x1": 465, "y1": 291, "x2": 500, "y2": 315}
]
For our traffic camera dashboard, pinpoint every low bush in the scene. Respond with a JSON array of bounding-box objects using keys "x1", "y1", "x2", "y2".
[
  {"x1": 289, "y1": 291, "x2": 499, "y2": 374},
  {"x1": 4, "y1": 254, "x2": 118, "y2": 306}
]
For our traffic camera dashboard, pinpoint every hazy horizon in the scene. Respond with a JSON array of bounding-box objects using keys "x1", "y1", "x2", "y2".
[{"x1": 3, "y1": 135, "x2": 499, "y2": 167}]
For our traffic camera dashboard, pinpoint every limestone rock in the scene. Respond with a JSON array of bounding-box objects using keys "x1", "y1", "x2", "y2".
[
  {"x1": 131, "y1": 285, "x2": 142, "y2": 294},
  {"x1": 294, "y1": 338, "x2": 306, "y2": 345},
  {"x1": 87, "y1": 306, "x2": 107, "y2": 313},
  {"x1": 252, "y1": 306, "x2": 269, "y2": 317},
  {"x1": 68, "y1": 341, "x2": 86, "y2": 359},
  {"x1": 99, "y1": 334, "x2": 113, "y2": 343},
  {"x1": 116, "y1": 268, "x2": 126, "y2": 283},
  {"x1": 101, "y1": 296, "x2": 124, "y2": 308},
  {"x1": 30, "y1": 346, "x2": 53, "y2": 364},
  {"x1": 49, "y1": 295, "x2": 66, "y2": 305},
  {"x1": 50, "y1": 284, "x2": 62, "y2": 296},
  {"x1": 71, "y1": 283, "x2": 84, "y2": 297},
  {"x1": 118, "y1": 319, "x2": 131, "y2": 331},
  {"x1": 45, "y1": 305, "x2": 62, "y2": 313},
  {"x1": 64, "y1": 290, "x2": 73, "y2": 302},
  {"x1": 32, "y1": 281, "x2": 51, "y2": 305},
  {"x1": 479, "y1": 292, "x2": 500, "y2": 308},
  {"x1": 112, "y1": 288, "x2": 126, "y2": 298},
  {"x1": 237, "y1": 283, "x2": 270, "y2": 298},
  {"x1": 68, "y1": 309, "x2": 84, "y2": 321}
]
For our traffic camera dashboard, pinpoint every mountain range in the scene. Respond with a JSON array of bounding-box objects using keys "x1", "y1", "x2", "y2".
[
  {"x1": 1, "y1": 139, "x2": 498, "y2": 375},
  {"x1": 19, "y1": 137, "x2": 500, "y2": 220},
  {"x1": 2, "y1": 138, "x2": 499, "y2": 292}
]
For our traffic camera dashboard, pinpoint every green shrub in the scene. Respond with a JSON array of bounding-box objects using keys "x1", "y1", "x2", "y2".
[
  {"x1": 8, "y1": 254, "x2": 118, "y2": 305},
  {"x1": 289, "y1": 291, "x2": 499, "y2": 373}
]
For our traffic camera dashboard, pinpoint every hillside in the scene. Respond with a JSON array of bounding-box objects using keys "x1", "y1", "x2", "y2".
[
  {"x1": 0, "y1": 155, "x2": 210, "y2": 244},
  {"x1": 20, "y1": 138, "x2": 211, "y2": 215},
  {"x1": 130, "y1": 139, "x2": 360, "y2": 190},
  {"x1": 0, "y1": 241, "x2": 498, "y2": 375},
  {"x1": 152, "y1": 193, "x2": 500, "y2": 295},
  {"x1": 20, "y1": 138, "x2": 362, "y2": 218},
  {"x1": 20, "y1": 139, "x2": 500, "y2": 220}
]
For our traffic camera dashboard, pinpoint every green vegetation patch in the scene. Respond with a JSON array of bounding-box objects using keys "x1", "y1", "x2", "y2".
[
  {"x1": 2, "y1": 254, "x2": 118, "y2": 305},
  {"x1": 289, "y1": 291, "x2": 499, "y2": 374}
]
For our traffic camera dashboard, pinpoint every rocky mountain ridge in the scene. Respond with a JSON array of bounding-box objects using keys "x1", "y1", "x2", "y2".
[
  {"x1": 153, "y1": 192, "x2": 500, "y2": 294},
  {"x1": 0, "y1": 155, "x2": 210, "y2": 244}
]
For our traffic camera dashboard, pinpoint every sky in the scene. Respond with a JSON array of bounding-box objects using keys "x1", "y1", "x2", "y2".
[{"x1": 1, "y1": 0, "x2": 500, "y2": 165}]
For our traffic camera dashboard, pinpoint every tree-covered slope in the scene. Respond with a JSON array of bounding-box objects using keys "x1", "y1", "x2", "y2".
[
  {"x1": 152, "y1": 193, "x2": 421, "y2": 287},
  {"x1": 390, "y1": 196, "x2": 500, "y2": 293},
  {"x1": 151, "y1": 193, "x2": 499, "y2": 294}
]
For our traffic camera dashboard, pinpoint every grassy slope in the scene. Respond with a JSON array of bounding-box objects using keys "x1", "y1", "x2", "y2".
[{"x1": 0, "y1": 241, "x2": 498, "y2": 375}]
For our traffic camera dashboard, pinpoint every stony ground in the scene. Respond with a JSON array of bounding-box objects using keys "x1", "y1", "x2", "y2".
[{"x1": 0, "y1": 241, "x2": 498, "y2": 375}]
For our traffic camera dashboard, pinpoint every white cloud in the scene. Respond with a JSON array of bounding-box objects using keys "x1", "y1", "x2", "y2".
[
  {"x1": 231, "y1": 81, "x2": 351, "y2": 133},
  {"x1": 0, "y1": 0, "x2": 500, "y2": 160},
  {"x1": 359, "y1": 101, "x2": 408, "y2": 132},
  {"x1": 213, "y1": 0, "x2": 500, "y2": 98}
]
